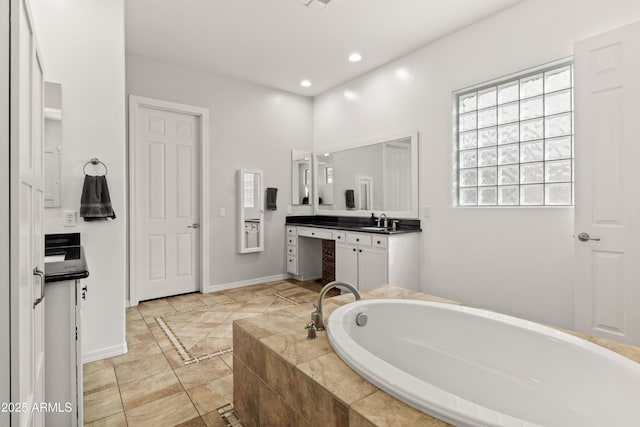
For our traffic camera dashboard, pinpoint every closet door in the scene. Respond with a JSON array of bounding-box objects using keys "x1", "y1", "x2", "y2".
[
  {"x1": 574, "y1": 21, "x2": 640, "y2": 345},
  {"x1": 10, "y1": 0, "x2": 46, "y2": 425}
]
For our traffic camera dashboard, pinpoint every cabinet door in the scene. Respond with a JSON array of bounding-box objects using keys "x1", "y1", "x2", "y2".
[
  {"x1": 335, "y1": 243, "x2": 358, "y2": 287},
  {"x1": 358, "y1": 247, "x2": 388, "y2": 291}
]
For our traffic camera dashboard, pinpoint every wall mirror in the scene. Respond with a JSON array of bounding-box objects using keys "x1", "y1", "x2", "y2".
[
  {"x1": 44, "y1": 81, "x2": 62, "y2": 208},
  {"x1": 291, "y1": 149, "x2": 312, "y2": 205},
  {"x1": 237, "y1": 169, "x2": 264, "y2": 253},
  {"x1": 315, "y1": 131, "x2": 418, "y2": 218}
]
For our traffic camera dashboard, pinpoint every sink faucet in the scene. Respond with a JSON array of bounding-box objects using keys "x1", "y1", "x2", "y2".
[
  {"x1": 308, "y1": 281, "x2": 361, "y2": 333},
  {"x1": 377, "y1": 213, "x2": 388, "y2": 228}
]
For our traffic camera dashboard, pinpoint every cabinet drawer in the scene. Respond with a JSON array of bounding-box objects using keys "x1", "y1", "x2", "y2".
[
  {"x1": 372, "y1": 236, "x2": 388, "y2": 249},
  {"x1": 287, "y1": 236, "x2": 297, "y2": 246},
  {"x1": 333, "y1": 231, "x2": 346, "y2": 242},
  {"x1": 287, "y1": 245, "x2": 298, "y2": 256},
  {"x1": 346, "y1": 233, "x2": 371, "y2": 246},
  {"x1": 287, "y1": 255, "x2": 298, "y2": 274},
  {"x1": 298, "y1": 227, "x2": 332, "y2": 240}
]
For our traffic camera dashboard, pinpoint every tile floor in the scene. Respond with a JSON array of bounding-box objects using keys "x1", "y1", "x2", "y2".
[{"x1": 82, "y1": 279, "x2": 336, "y2": 427}]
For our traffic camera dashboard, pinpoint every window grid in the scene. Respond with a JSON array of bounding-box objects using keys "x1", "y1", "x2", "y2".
[{"x1": 455, "y1": 63, "x2": 574, "y2": 206}]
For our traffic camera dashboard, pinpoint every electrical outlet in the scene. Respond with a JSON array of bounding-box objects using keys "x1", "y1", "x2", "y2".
[
  {"x1": 423, "y1": 205, "x2": 431, "y2": 218},
  {"x1": 64, "y1": 210, "x2": 77, "y2": 227},
  {"x1": 219, "y1": 208, "x2": 226, "y2": 217}
]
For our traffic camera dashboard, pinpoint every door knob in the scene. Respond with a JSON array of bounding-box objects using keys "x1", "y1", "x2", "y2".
[
  {"x1": 187, "y1": 223, "x2": 200, "y2": 229},
  {"x1": 577, "y1": 232, "x2": 600, "y2": 242}
]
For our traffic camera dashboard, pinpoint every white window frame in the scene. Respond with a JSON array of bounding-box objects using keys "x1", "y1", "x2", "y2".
[{"x1": 452, "y1": 58, "x2": 574, "y2": 207}]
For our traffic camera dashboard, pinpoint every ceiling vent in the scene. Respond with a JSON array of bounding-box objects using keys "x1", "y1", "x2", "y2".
[{"x1": 294, "y1": 0, "x2": 332, "y2": 12}]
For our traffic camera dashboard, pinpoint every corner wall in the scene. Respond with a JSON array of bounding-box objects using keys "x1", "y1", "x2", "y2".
[
  {"x1": 312, "y1": 0, "x2": 640, "y2": 329},
  {"x1": 32, "y1": 0, "x2": 127, "y2": 361},
  {"x1": 126, "y1": 53, "x2": 313, "y2": 290}
]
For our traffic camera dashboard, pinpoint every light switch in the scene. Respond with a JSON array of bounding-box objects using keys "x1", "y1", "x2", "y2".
[
  {"x1": 219, "y1": 208, "x2": 226, "y2": 217},
  {"x1": 64, "y1": 210, "x2": 77, "y2": 227},
  {"x1": 422, "y1": 205, "x2": 431, "y2": 218}
]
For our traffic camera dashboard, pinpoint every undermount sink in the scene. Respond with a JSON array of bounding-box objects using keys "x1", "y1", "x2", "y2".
[{"x1": 359, "y1": 226, "x2": 392, "y2": 231}]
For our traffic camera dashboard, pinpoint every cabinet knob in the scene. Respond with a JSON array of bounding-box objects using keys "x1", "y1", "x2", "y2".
[
  {"x1": 377, "y1": 240, "x2": 381, "y2": 244},
  {"x1": 312, "y1": 232, "x2": 315, "y2": 235},
  {"x1": 356, "y1": 238, "x2": 360, "y2": 242},
  {"x1": 359, "y1": 249, "x2": 362, "y2": 253},
  {"x1": 352, "y1": 248, "x2": 356, "y2": 252}
]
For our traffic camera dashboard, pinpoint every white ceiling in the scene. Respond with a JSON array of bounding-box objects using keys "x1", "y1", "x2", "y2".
[{"x1": 125, "y1": 0, "x2": 522, "y2": 96}]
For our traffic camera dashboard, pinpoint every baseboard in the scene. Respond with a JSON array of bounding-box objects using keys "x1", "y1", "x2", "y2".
[
  {"x1": 82, "y1": 342, "x2": 128, "y2": 364},
  {"x1": 204, "y1": 273, "x2": 292, "y2": 293}
]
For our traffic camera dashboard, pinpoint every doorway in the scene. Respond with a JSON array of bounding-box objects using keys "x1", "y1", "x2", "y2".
[{"x1": 129, "y1": 96, "x2": 210, "y2": 305}]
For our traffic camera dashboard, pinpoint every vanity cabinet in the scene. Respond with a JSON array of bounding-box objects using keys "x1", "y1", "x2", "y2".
[
  {"x1": 336, "y1": 237, "x2": 387, "y2": 291},
  {"x1": 45, "y1": 279, "x2": 83, "y2": 427},
  {"x1": 286, "y1": 225, "x2": 419, "y2": 291}
]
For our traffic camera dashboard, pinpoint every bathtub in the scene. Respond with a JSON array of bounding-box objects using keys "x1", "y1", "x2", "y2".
[{"x1": 327, "y1": 299, "x2": 640, "y2": 427}]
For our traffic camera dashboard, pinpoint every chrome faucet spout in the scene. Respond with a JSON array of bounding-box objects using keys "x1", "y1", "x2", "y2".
[
  {"x1": 310, "y1": 281, "x2": 361, "y2": 332},
  {"x1": 377, "y1": 213, "x2": 388, "y2": 228}
]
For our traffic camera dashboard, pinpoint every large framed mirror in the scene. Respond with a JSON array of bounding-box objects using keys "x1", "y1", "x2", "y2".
[
  {"x1": 314, "y1": 130, "x2": 419, "y2": 218},
  {"x1": 291, "y1": 150, "x2": 312, "y2": 205},
  {"x1": 44, "y1": 81, "x2": 62, "y2": 208},
  {"x1": 237, "y1": 169, "x2": 264, "y2": 253}
]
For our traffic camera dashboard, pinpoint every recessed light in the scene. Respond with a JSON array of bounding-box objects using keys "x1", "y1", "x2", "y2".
[
  {"x1": 300, "y1": 80, "x2": 312, "y2": 87},
  {"x1": 348, "y1": 53, "x2": 362, "y2": 62}
]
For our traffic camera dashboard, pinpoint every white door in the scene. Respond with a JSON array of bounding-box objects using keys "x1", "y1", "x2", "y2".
[
  {"x1": 133, "y1": 104, "x2": 201, "y2": 301},
  {"x1": 574, "y1": 21, "x2": 640, "y2": 345},
  {"x1": 10, "y1": 0, "x2": 46, "y2": 425}
]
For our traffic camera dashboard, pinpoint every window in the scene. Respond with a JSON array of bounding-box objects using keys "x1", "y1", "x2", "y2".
[
  {"x1": 454, "y1": 61, "x2": 574, "y2": 206},
  {"x1": 324, "y1": 167, "x2": 333, "y2": 184},
  {"x1": 243, "y1": 173, "x2": 254, "y2": 208}
]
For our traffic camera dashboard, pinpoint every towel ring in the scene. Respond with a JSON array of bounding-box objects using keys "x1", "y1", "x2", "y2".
[{"x1": 83, "y1": 158, "x2": 108, "y2": 176}]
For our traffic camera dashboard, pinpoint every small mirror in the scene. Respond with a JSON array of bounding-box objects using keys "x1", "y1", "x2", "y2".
[
  {"x1": 316, "y1": 153, "x2": 334, "y2": 206},
  {"x1": 44, "y1": 81, "x2": 62, "y2": 208},
  {"x1": 238, "y1": 169, "x2": 264, "y2": 253},
  {"x1": 291, "y1": 150, "x2": 312, "y2": 205}
]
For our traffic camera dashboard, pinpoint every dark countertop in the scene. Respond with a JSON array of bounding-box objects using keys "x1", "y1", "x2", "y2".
[
  {"x1": 285, "y1": 215, "x2": 421, "y2": 235},
  {"x1": 44, "y1": 245, "x2": 89, "y2": 283}
]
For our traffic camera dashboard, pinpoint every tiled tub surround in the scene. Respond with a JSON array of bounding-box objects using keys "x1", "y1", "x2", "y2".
[{"x1": 233, "y1": 285, "x2": 640, "y2": 427}]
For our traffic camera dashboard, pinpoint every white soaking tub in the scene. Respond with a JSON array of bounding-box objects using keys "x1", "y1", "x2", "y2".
[{"x1": 327, "y1": 299, "x2": 640, "y2": 427}]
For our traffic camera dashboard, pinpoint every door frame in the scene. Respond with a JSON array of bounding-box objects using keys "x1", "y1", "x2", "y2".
[{"x1": 128, "y1": 95, "x2": 210, "y2": 306}]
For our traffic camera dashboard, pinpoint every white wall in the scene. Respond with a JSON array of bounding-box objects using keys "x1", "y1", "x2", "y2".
[
  {"x1": 126, "y1": 54, "x2": 313, "y2": 289},
  {"x1": 313, "y1": 0, "x2": 640, "y2": 329},
  {"x1": 1, "y1": 0, "x2": 10, "y2": 422},
  {"x1": 32, "y1": 0, "x2": 127, "y2": 361}
]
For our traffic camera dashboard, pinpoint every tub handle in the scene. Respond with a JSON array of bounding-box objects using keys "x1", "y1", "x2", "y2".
[{"x1": 305, "y1": 321, "x2": 317, "y2": 340}]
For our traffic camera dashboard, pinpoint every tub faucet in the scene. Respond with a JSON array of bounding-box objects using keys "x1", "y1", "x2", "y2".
[
  {"x1": 310, "y1": 281, "x2": 361, "y2": 332},
  {"x1": 377, "y1": 213, "x2": 388, "y2": 228}
]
